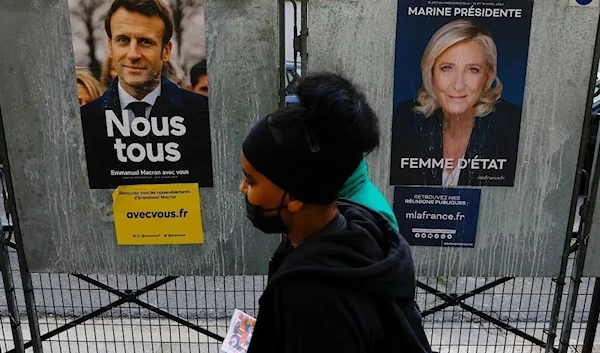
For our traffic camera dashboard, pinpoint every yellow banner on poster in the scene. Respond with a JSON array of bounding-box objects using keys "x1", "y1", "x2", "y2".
[{"x1": 112, "y1": 183, "x2": 203, "y2": 245}]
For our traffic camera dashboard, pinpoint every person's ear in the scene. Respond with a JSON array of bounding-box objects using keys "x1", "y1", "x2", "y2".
[
  {"x1": 286, "y1": 196, "x2": 304, "y2": 213},
  {"x1": 107, "y1": 38, "x2": 112, "y2": 57},
  {"x1": 162, "y1": 42, "x2": 173, "y2": 62}
]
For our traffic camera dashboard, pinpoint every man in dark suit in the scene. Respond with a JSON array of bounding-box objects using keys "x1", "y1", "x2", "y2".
[{"x1": 80, "y1": 0, "x2": 213, "y2": 189}]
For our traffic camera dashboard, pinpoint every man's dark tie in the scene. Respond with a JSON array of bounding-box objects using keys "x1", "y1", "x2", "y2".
[{"x1": 127, "y1": 102, "x2": 149, "y2": 118}]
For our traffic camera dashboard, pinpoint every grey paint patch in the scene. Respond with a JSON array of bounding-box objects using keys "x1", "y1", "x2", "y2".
[
  {"x1": 308, "y1": 0, "x2": 599, "y2": 276},
  {"x1": 0, "y1": 0, "x2": 280, "y2": 275}
]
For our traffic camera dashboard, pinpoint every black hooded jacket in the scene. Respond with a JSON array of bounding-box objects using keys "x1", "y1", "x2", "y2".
[{"x1": 247, "y1": 199, "x2": 432, "y2": 353}]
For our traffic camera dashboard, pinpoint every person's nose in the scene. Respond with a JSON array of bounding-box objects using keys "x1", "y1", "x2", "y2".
[
  {"x1": 239, "y1": 179, "x2": 248, "y2": 194},
  {"x1": 127, "y1": 41, "x2": 142, "y2": 61},
  {"x1": 452, "y1": 72, "x2": 466, "y2": 91}
]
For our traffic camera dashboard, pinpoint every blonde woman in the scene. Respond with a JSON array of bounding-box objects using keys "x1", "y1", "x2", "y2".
[
  {"x1": 76, "y1": 70, "x2": 105, "y2": 106},
  {"x1": 390, "y1": 19, "x2": 521, "y2": 187}
]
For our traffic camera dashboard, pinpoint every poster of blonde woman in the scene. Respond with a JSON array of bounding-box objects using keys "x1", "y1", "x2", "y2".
[{"x1": 390, "y1": 0, "x2": 533, "y2": 187}]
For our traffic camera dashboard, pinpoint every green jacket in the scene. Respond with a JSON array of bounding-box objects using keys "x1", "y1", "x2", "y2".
[{"x1": 339, "y1": 159, "x2": 399, "y2": 231}]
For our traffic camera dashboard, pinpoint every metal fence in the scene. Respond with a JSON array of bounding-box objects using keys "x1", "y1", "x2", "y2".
[{"x1": 0, "y1": 226, "x2": 598, "y2": 352}]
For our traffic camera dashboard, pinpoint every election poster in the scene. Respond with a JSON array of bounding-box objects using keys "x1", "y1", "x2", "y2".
[
  {"x1": 394, "y1": 187, "x2": 481, "y2": 247},
  {"x1": 389, "y1": 0, "x2": 533, "y2": 187},
  {"x1": 112, "y1": 183, "x2": 204, "y2": 245},
  {"x1": 68, "y1": 0, "x2": 213, "y2": 189}
]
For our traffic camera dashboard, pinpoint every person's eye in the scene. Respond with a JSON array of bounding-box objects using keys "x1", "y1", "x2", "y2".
[
  {"x1": 469, "y1": 67, "x2": 480, "y2": 74},
  {"x1": 441, "y1": 66, "x2": 451, "y2": 72}
]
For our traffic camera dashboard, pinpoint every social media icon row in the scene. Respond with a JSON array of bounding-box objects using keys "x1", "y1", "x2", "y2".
[{"x1": 414, "y1": 233, "x2": 453, "y2": 240}]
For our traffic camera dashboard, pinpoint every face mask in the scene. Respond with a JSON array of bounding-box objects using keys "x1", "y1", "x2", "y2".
[{"x1": 245, "y1": 193, "x2": 288, "y2": 234}]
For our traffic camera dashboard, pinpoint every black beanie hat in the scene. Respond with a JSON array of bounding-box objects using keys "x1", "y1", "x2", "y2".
[
  {"x1": 242, "y1": 114, "x2": 362, "y2": 204},
  {"x1": 242, "y1": 73, "x2": 380, "y2": 204}
]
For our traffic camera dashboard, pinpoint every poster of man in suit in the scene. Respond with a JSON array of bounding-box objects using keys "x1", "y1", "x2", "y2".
[{"x1": 70, "y1": 0, "x2": 213, "y2": 189}]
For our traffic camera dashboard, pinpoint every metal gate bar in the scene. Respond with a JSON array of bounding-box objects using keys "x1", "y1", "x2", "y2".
[
  {"x1": 71, "y1": 274, "x2": 225, "y2": 341},
  {"x1": 5, "y1": 275, "x2": 188, "y2": 352},
  {"x1": 419, "y1": 277, "x2": 514, "y2": 317},
  {"x1": 417, "y1": 279, "x2": 558, "y2": 352},
  {"x1": 557, "y1": 10, "x2": 600, "y2": 351},
  {"x1": 0, "y1": 110, "x2": 43, "y2": 353},
  {"x1": 545, "y1": 8, "x2": 600, "y2": 353},
  {"x1": 582, "y1": 279, "x2": 600, "y2": 353},
  {"x1": 0, "y1": 226, "x2": 23, "y2": 352}
]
